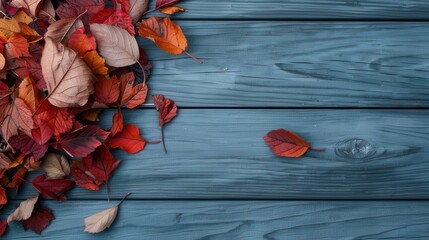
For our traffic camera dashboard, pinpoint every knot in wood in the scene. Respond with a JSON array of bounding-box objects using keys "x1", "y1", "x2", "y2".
[{"x1": 335, "y1": 139, "x2": 376, "y2": 159}]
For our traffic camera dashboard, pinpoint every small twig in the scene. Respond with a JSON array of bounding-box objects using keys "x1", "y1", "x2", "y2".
[
  {"x1": 184, "y1": 51, "x2": 203, "y2": 64},
  {"x1": 117, "y1": 192, "x2": 132, "y2": 206},
  {"x1": 161, "y1": 126, "x2": 167, "y2": 154},
  {"x1": 309, "y1": 147, "x2": 325, "y2": 152}
]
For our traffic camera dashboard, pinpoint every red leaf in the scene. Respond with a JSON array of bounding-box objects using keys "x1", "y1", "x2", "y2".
[
  {"x1": 31, "y1": 175, "x2": 75, "y2": 201},
  {"x1": 21, "y1": 205, "x2": 54, "y2": 234},
  {"x1": 72, "y1": 145, "x2": 120, "y2": 190},
  {"x1": 90, "y1": 8, "x2": 135, "y2": 35},
  {"x1": 156, "y1": 0, "x2": 180, "y2": 9},
  {"x1": 263, "y1": 129, "x2": 315, "y2": 158},
  {"x1": 9, "y1": 132, "x2": 48, "y2": 161},
  {"x1": 70, "y1": 160, "x2": 102, "y2": 191},
  {"x1": 67, "y1": 27, "x2": 96, "y2": 55},
  {"x1": 152, "y1": 94, "x2": 178, "y2": 153},
  {"x1": 94, "y1": 75, "x2": 120, "y2": 105},
  {"x1": 113, "y1": 0, "x2": 131, "y2": 13},
  {"x1": 106, "y1": 124, "x2": 149, "y2": 154},
  {"x1": 111, "y1": 109, "x2": 123, "y2": 136},
  {"x1": 0, "y1": 186, "x2": 6, "y2": 205},
  {"x1": 56, "y1": 0, "x2": 105, "y2": 21},
  {"x1": 34, "y1": 101, "x2": 73, "y2": 137},
  {"x1": 0, "y1": 219, "x2": 7, "y2": 237},
  {"x1": 56, "y1": 125, "x2": 110, "y2": 158},
  {"x1": 31, "y1": 120, "x2": 53, "y2": 145},
  {"x1": 5, "y1": 33, "x2": 31, "y2": 58},
  {"x1": 119, "y1": 72, "x2": 148, "y2": 108},
  {"x1": 1, "y1": 98, "x2": 35, "y2": 141}
]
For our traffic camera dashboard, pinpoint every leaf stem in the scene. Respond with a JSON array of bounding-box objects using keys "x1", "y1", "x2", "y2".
[
  {"x1": 184, "y1": 51, "x2": 203, "y2": 64},
  {"x1": 117, "y1": 192, "x2": 132, "y2": 206},
  {"x1": 106, "y1": 180, "x2": 110, "y2": 202},
  {"x1": 309, "y1": 147, "x2": 325, "y2": 152},
  {"x1": 136, "y1": 61, "x2": 147, "y2": 86},
  {"x1": 161, "y1": 126, "x2": 167, "y2": 154}
]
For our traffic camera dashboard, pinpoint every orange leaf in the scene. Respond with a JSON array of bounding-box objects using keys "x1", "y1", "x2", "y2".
[
  {"x1": 160, "y1": 6, "x2": 186, "y2": 15},
  {"x1": 0, "y1": 54, "x2": 5, "y2": 70},
  {"x1": 18, "y1": 77, "x2": 40, "y2": 113},
  {"x1": 68, "y1": 27, "x2": 96, "y2": 56},
  {"x1": 263, "y1": 129, "x2": 324, "y2": 158},
  {"x1": 94, "y1": 75, "x2": 120, "y2": 104},
  {"x1": 83, "y1": 50, "x2": 108, "y2": 75},
  {"x1": 111, "y1": 109, "x2": 123, "y2": 136},
  {"x1": 18, "y1": 23, "x2": 43, "y2": 43},
  {"x1": 119, "y1": 72, "x2": 147, "y2": 108},
  {"x1": 13, "y1": 10, "x2": 33, "y2": 24},
  {"x1": 138, "y1": 17, "x2": 187, "y2": 55},
  {"x1": 5, "y1": 33, "x2": 30, "y2": 58},
  {"x1": 106, "y1": 124, "x2": 149, "y2": 154},
  {"x1": 0, "y1": 186, "x2": 6, "y2": 205}
]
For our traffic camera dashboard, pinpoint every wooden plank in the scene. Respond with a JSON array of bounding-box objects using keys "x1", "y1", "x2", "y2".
[
  {"x1": 12, "y1": 109, "x2": 429, "y2": 199},
  {"x1": 143, "y1": 22, "x2": 429, "y2": 107},
  {"x1": 2, "y1": 200, "x2": 429, "y2": 239},
  {"x1": 146, "y1": 0, "x2": 429, "y2": 20}
]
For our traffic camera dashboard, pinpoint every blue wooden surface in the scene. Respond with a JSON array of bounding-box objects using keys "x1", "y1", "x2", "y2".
[{"x1": 6, "y1": 1, "x2": 429, "y2": 239}]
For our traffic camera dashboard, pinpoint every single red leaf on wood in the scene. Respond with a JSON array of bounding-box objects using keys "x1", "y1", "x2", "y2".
[
  {"x1": 106, "y1": 124, "x2": 155, "y2": 154},
  {"x1": 152, "y1": 94, "x2": 177, "y2": 153},
  {"x1": 21, "y1": 205, "x2": 54, "y2": 234},
  {"x1": 31, "y1": 175, "x2": 75, "y2": 201},
  {"x1": 84, "y1": 145, "x2": 120, "y2": 184},
  {"x1": 263, "y1": 129, "x2": 323, "y2": 158},
  {"x1": 55, "y1": 125, "x2": 110, "y2": 158},
  {"x1": 111, "y1": 109, "x2": 123, "y2": 136},
  {"x1": 94, "y1": 75, "x2": 120, "y2": 105},
  {"x1": 0, "y1": 219, "x2": 7, "y2": 237}
]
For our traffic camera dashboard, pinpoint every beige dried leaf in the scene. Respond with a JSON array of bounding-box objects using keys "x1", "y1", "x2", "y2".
[
  {"x1": 129, "y1": 0, "x2": 149, "y2": 23},
  {"x1": 41, "y1": 38, "x2": 94, "y2": 108},
  {"x1": 84, "y1": 205, "x2": 118, "y2": 233},
  {"x1": 7, "y1": 194, "x2": 39, "y2": 223},
  {"x1": 90, "y1": 24, "x2": 139, "y2": 67},
  {"x1": 42, "y1": 153, "x2": 70, "y2": 179},
  {"x1": 45, "y1": 17, "x2": 84, "y2": 44},
  {"x1": 9, "y1": 0, "x2": 43, "y2": 17}
]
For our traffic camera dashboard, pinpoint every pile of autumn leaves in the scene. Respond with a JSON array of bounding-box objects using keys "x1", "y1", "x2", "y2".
[{"x1": 0, "y1": 0, "x2": 193, "y2": 236}]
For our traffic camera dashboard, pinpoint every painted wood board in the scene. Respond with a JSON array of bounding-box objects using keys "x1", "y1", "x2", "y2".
[
  {"x1": 11, "y1": 109, "x2": 429, "y2": 199},
  {"x1": 146, "y1": 0, "x2": 429, "y2": 20},
  {"x1": 143, "y1": 21, "x2": 429, "y2": 107},
  {"x1": 2, "y1": 200, "x2": 429, "y2": 239}
]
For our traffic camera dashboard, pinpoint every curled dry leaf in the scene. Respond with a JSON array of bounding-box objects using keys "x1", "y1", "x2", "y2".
[
  {"x1": 7, "y1": 194, "x2": 39, "y2": 223},
  {"x1": 84, "y1": 192, "x2": 131, "y2": 233},
  {"x1": 263, "y1": 129, "x2": 324, "y2": 158},
  {"x1": 41, "y1": 37, "x2": 94, "y2": 108},
  {"x1": 42, "y1": 153, "x2": 70, "y2": 179},
  {"x1": 90, "y1": 24, "x2": 139, "y2": 67},
  {"x1": 152, "y1": 94, "x2": 178, "y2": 153}
]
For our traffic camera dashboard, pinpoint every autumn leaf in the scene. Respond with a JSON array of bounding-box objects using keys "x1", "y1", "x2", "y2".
[
  {"x1": 94, "y1": 75, "x2": 120, "y2": 104},
  {"x1": 1, "y1": 97, "x2": 34, "y2": 141},
  {"x1": 5, "y1": 33, "x2": 30, "y2": 58},
  {"x1": 9, "y1": 131, "x2": 48, "y2": 161},
  {"x1": 90, "y1": 8, "x2": 135, "y2": 35},
  {"x1": 67, "y1": 27, "x2": 96, "y2": 55},
  {"x1": 40, "y1": 37, "x2": 94, "y2": 108},
  {"x1": 160, "y1": 6, "x2": 186, "y2": 15},
  {"x1": 155, "y1": 0, "x2": 180, "y2": 9},
  {"x1": 56, "y1": 0, "x2": 105, "y2": 20},
  {"x1": 0, "y1": 186, "x2": 6, "y2": 205},
  {"x1": 14, "y1": 10, "x2": 33, "y2": 24},
  {"x1": 42, "y1": 153, "x2": 70, "y2": 179},
  {"x1": 138, "y1": 17, "x2": 201, "y2": 63},
  {"x1": 7, "y1": 166, "x2": 27, "y2": 189},
  {"x1": 21, "y1": 205, "x2": 54, "y2": 234},
  {"x1": 31, "y1": 175, "x2": 74, "y2": 201},
  {"x1": 83, "y1": 50, "x2": 108, "y2": 75},
  {"x1": 9, "y1": 0, "x2": 43, "y2": 17},
  {"x1": 7, "y1": 193, "x2": 39, "y2": 223},
  {"x1": 18, "y1": 22, "x2": 43, "y2": 43},
  {"x1": 34, "y1": 101, "x2": 73, "y2": 137},
  {"x1": 90, "y1": 24, "x2": 140, "y2": 68},
  {"x1": 44, "y1": 17, "x2": 84, "y2": 44},
  {"x1": 128, "y1": 0, "x2": 149, "y2": 23},
  {"x1": 0, "y1": 18, "x2": 21, "y2": 38},
  {"x1": 84, "y1": 192, "x2": 131, "y2": 233},
  {"x1": 119, "y1": 72, "x2": 148, "y2": 107},
  {"x1": 0, "y1": 54, "x2": 5, "y2": 70},
  {"x1": 18, "y1": 77, "x2": 40, "y2": 113},
  {"x1": 263, "y1": 129, "x2": 324, "y2": 158},
  {"x1": 55, "y1": 125, "x2": 110, "y2": 158},
  {"x1": 152, "y1": 94, "x2": 178, "y2": 153},
  {"x1": 70, "y1": 160, "x2": 102, "y2": 191},
  {"x1": 111, "y1": 109, "x2": 123, "y2": 136},
  {"x1": 0, "y1": 219, "x2": 6, "y2": 237},
  {"x1": 106, "y1": 124, "x2": 158, "y2": 154}
]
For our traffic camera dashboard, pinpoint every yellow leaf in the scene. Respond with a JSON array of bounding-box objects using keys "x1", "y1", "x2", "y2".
[
  {"x1": 160, "y1": 6, "x2": 186, "y2": 15},
  {"x1": 0, "y1": 19, "x2": 21, "y2": 38},
  {"x1": 14, "y1": 10, "x2": 33, "y2": 24}
]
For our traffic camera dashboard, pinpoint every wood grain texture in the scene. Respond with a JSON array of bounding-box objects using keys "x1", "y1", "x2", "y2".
[
  {"x1": 147, "y1": 0, "x2": 429, "y2": 20},
  {"x1": 143, "y1": 21, "x2": 429, "y2": 107},
  {"x1": 12, "y1": 109, "x2": 429, "y2": 199},
  {"x1": 2, "y1": 200, "x2": 429, "y2": 239}
]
